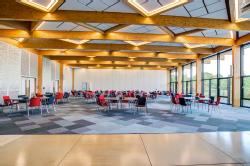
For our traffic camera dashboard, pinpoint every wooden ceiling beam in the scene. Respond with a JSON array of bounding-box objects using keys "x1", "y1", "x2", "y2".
[
  {"x1": 236, "y1": 33, "x2": 250, "y2": 45},
  {"x1": 46, "y1": 55, "x2": 189, "y2": 63},
  {"x1": 39, "y1": 50, "x2": 197, "y2": 59},
  {"x1": 0, "y1": 1, "x2": 250, "y2": 31},
  {"x1": 175, "y1": 29, "x2": 204, "y2": 36},
  {"x1": 0, "y1": 29, "x2": 234, "y2": 46},
  {"x1": 61, "y1": 60, "x2": 178, "y2": 66},
  {"x1": 19, "y1": 39, "x2": 214, "y2": 54},
  {"x1": 0, "y1": 20, "x2": 30, "y2": 30},
  {"x1": 69, "y1": 64, "x2": 171, "y2": 70}
]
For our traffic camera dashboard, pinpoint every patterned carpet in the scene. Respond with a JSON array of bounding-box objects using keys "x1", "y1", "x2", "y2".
[{"x1": 0, "y1": 96, "x2": 250, "y2": 134}]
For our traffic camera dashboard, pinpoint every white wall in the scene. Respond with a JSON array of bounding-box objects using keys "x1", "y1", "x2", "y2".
[
  {"x1": 42, "y1": 57, "x2": 60, "y2": 93},
  {"x1": 63, "y1": 65, "x2": 72, "y2": 92},
  {"x1": 74, "y1": 69, "x2": 167, "y2": 92},
  {"x1": 0, "y1": 41, "x2": 38, "y2": 101}
]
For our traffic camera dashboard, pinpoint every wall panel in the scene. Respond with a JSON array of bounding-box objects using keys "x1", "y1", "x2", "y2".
[{"x1": 74, "y1": 69, "x2": 167, "y2": 91}]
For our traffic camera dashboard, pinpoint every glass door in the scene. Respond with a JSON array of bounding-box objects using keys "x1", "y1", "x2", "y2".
[{"x1": 219, "y1": 78, "x2": 232, "y2": 104}]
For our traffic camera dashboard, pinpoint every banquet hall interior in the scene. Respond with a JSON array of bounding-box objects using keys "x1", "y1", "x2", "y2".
[{"x1": 0, "y1": 0, "x2": 250, "y2": 165}]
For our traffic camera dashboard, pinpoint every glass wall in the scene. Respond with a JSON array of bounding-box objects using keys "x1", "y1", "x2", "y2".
[
  {"x1": 202, "y1": 50, "x2": 232, "y2": 105},
  {"x1": 170, "y1": 68, "x2": 177, "y2": 93},
  {"x1": 182, "y1": 62, "x2": 196, "y2": 95},
  {"x1": 219, "y1": 50, "x2": 232, "y2": 104},
  {"x1": 241, "y1": 44, "x2": 250, "y2": 107}
]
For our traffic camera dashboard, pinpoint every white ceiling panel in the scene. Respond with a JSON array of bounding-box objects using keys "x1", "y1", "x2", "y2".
[
  {"x1": 189, "y1": 29, "x2": 232, "y2": 38},
  {"x1": 168, "y1": 26, "x2": 194, "y2": 34},
  {"x1": 87, "y1": 23, "x2": 118, "y2": 31},
  {"x1": 59, "y1": 0, "x2": 135, "y2": 13},
  {"x1": 37, "y1": 21, "x2": 91, "y2": 31},
  {"x1": 117, "y1": 25, "x2": 165, "y2": 34},
  {"x1": 239, "y1": 32, "x2": 249, "y2": 37},
  {"x1": 164, "y1": 6, "x2": 190, "y2": 17},
  {"x1": 162, "y1": 0, "x2": 228, "y2": 20}
]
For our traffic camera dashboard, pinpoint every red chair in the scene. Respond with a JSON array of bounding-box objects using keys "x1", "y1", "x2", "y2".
[
  {"x1": 2, "y1": 96, "x2": 19, "y2": 111},
  {"x1": 55, "y1": 92, "x2": 64, "y2": 104},
  {"x1": 208, "y1": 97, "x2": 221, "y2": 112},
  {"x1": 28, "y1": 97, "x2": 42, "y2": 116},
  {"x1": 96, "y1": 95, "x2": 109, "y2": 111},
  {"x1": 171, "y1": 95, "x2": 179, "y2": 112}
]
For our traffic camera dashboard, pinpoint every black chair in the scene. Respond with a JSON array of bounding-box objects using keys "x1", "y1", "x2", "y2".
[
  {"x1": 134, "y1": 96, "x2": 147, "y2": 115},
  {"x1": 63, "y1": 92, "x2": 70, "y2": 102},
  {"x1": 18, "y1": 95, "x2": 29, "y2": 103},
  {"x1": 179, "y1": 97, "x2": 192, "y2": 113}
]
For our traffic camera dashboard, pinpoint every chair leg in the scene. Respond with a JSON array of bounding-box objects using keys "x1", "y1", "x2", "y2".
[
  {"x1": 46, "y1": 105, "x2": 49, "y2": 113},
  {"x1": 53, "y1": 104, "x2": 56, "y2": 112},
  {"x1": 27, "y1": 108, "x2": 29, "y2": 117}
]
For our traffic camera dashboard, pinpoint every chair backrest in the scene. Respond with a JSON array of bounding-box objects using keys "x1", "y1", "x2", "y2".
[
  {"x1": 215, "y1": 96, "x2": 221, "y2": 105},
  {"x1": 171, "y1": 95, "x2": 177, "y2": 104},
  {"x1": 179, "y1": 98, "x2": 187, "y2": 106},
  {"x1": 3, "y1": 96, "x2": 11, "y2": 105},
  {"x1": 98, "y1": 95, "x2": 107, "y2": 106},
  {"x1": 29, "y1": 97, "x2": 41, "y2": 107},
  {"x1": 137, "y1": 96, "x2": 146, "y2": 106},
  {"x1": 47, "y1": 96, "x2": 55, "y2": 105},
  {"x1": 209, "y1": 96, "x2": 215, "y2": 104},
  {"x1": 63, "y1": 92, "x2": 69, "y2": 98}
]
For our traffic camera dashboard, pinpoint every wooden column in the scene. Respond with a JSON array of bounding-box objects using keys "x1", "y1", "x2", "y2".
[
  {"x1": 37, "y1": 55, "x2": 43, "y2": 93},
  {"x1": 59, "y1": 63, "x2": 64, "y2": 92},
  {"x1": 72, "y1": 68, "x2": 75, "y2": 91},
  {"x1": 196, "y1": 56, "x2": 202, "y2": 94},
  {"x1": 232, "y1": 45, "x2": 241, "y2": 107},
  {"x1": 177, "y1": 64, "x2": 182, "y2": 93},
  {"x1": 166, "y1": 69, "x2": 170, "y2": 91}
]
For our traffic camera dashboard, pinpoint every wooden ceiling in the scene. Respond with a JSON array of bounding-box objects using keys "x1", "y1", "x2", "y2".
[{"x1": 0, "y1": 0, "x2": 249, "y2": 70}]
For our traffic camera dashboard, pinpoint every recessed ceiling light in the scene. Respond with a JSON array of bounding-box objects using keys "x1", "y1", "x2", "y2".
[
  {"x1": 17, "y1": 0, "x2": 64, "y2": 12},
  {"x1": 61, "y1": 39, "x2": 89, "y2": 45},
  {"x1": 126, "y1": 0, "x2": 191, "y2": 16},
  {"x1": 125, "y1": 41, "x2": 151, "y2": 46},
  {"x1": 184, "y1": 43, "x2": 207, "y2": 48}
]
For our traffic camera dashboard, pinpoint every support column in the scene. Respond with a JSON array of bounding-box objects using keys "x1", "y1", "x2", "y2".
[
  {"x1": 37, "y1": 55, "x2": 43, "y2": 93},
  {"x1": 59, "y1": 63, "x2": 64, "y2": 92},
  {"x1": 196, "y1": 56, "x2": 202, "y2": 94},
  {"x1": 166, "y1": 69, "x2": 170, "y2": 91},
  {"x1": 232, "y1": 45, "x2": 241, "y2": 107},
  {"x1": 72, "y1": 68, "x2": 75, "y2": 91},
  {"x1": 177, "y1": 64, "x2": 182, "y2": 93}
]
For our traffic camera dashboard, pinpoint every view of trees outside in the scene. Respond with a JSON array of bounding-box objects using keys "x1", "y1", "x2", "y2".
[
  {"x1": 202, "y1": 50, "x2": 232, "y2": 104},
  {"x1": 170, "y1": 68, "x2": 177, "y2": 93},
  {"x1": 182, "y1": 62, "x2": 196, "y2": 94},
  {"x1": 241, "y1": 45, "x2": 250, "y2": 107}
]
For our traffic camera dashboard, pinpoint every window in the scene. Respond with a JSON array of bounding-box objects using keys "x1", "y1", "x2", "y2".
[
  {"x1": 182, "y1": 62, "x2": 196, "y2": 95},
  {"x1": 202, "y1": 50, "x2": 232, "y2": 105},
  {"x1": 170, "y1": 68, "x2": 177, "y2": 93},
  {"x1": 241, "y1": 44, "x2": 250, "y2": 107}
]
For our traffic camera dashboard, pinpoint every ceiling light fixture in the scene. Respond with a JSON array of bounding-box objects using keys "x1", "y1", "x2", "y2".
[
  {"x1": 17, "y1": 0, "x2": 64, "y2": 12},
  {"x1": 61, "y1": 39, "x2": 89, "y2": 45},
  {"x1": 184, "y1": 43, "x2": 207, "y2": 48},
  {"x1": 125, "y1": 41, "x2": 151, "y2": 46},
  {"x1": 127, "y1": 0, "x2": 190, "y2": 16}
]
